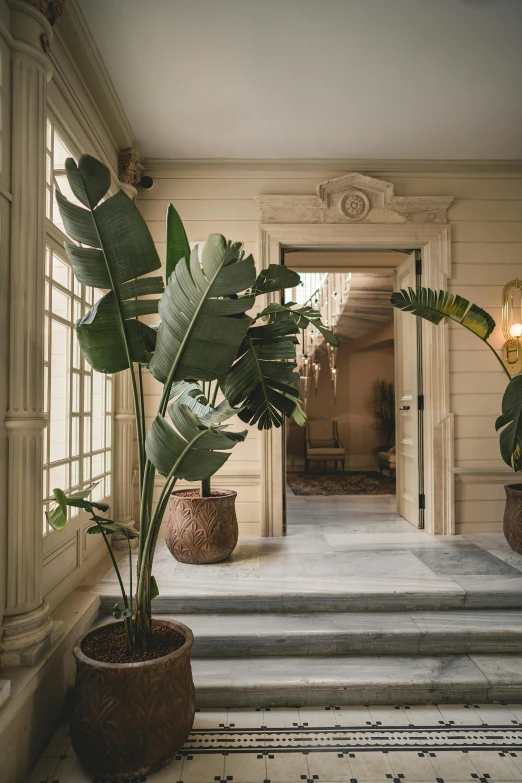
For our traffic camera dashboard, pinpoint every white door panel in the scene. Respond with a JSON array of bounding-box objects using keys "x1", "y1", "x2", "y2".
[{"x1": 394, "y1": 252, "x2": 419, "y2": 526}]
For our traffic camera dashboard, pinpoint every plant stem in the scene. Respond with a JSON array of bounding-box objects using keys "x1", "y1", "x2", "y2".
[
  {"x1": 97, "y1": 521, "x2": 133, "y2": 653},
  {"x1": 485, "y1": 340, "x2": 512, "y2": 381},
  {"x1": 211, "y1": 381, "x2": 219, "y2": 407},
  {"x1": 137, "y1": 365, "x2": 147, "y2": 485},
  {"x1": 201, "y1": 477, "x2": 211, "y2": 497}
]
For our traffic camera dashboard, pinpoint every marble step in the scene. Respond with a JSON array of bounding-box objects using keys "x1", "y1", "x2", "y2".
[
  {"x1": 99, "y1": 575, "x2": 522, "y2": 614},
  {"x1": 192, "y1": 653, "x2": 522, "y2": 707},
  {"x1": 161, "y1": 610, "x2": 522, "y2": 657}
]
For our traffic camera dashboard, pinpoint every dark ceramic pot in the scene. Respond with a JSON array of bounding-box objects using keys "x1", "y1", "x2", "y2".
[
  {"x1": 71, "y1": 618, "x2": 195, "y2": 781},
  {"x1": 166, "y1": 489, "x2": 238, "y2": 564},
  {"x1": 504, "y1": 484, "x2": 522, "y2": 554}
]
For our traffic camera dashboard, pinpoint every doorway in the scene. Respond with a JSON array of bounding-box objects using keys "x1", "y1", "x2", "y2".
[{"x1": 283, "y1": 249, "x2": 424, "y2": 532}]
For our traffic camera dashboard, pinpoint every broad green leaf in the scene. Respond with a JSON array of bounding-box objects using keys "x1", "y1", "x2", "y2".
[
  {"x1": 391, "y1": 287, "x2": 495, "y2": 341},
  {"x1": 251, "y1": 264, "x2": 301, "y2": 294},
  {"x1": 76, "y1": 293, "x2": 157, "y2": 372},
  {"x1": 87, "y1": 522, "x2": 139, "y2": 538},
  {"x1": 46, "y1": 483, "x2": 105, "y2": 531},
  {"x1": 495, "y1": 374, "x2": 522, "y2": 471},
  {"x1": 149, "y1": 236, "x2": 256, "y2": 384},
  {"x1": 260, "y1": 302, "x2": 340, "y2": 347},
  {"x1": 150, "y1": 576, "x2": 160, "y2": 601},
  {"x1": 56, "y1": 155, "x2": 162, "y2": 373},
  {"x1": 221, "y1": 319, "x2": 302, "y2": 430},
  {"x1": 166, "y1": 203, "x2": 191, "y2": 281},
  {"x1": 145, "y1": 401, "x2": 245, "y2": 480}
]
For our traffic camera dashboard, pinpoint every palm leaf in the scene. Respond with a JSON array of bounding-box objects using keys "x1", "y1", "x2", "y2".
[
  {"x1": 496, "y1": 375, "x2": 522, "y2": 471},
  {"x1": 260, "y1": 303, "x2": 340, "y2": 346},
  {"x1": 56, "y1": 155, "x2": 162, "y2": 373},
  {"x1": 145, "y1": 400, "x2": 247, "y2": 480},
  {"x1": 251, "y1": 264, "x2": 301, "y2": 294},
  {"x1": 391, "y1": 287, "x2": 495, "y2": 340},
  {"x1": 166, "y1": 203, "x2": 191, "y2": 281},
  {"x1": 221, "y1": 318, "x2": 303, "y2": 429},
  {"x1": 149, "y1": 235, "x2": 256, "y2": 384}
]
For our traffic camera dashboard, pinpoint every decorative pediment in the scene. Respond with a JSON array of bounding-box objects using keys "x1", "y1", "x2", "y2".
[{"x1": 257, "y1": 172, "x2": 453, "y2": 225}]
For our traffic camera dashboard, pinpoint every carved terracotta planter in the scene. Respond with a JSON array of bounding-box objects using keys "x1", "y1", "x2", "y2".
[
  {"x1": 504, "y1": 484, "x2": 522, "y2": 554},
  {"x1": 166, "y1": 489, "x2": 238, "y2": 564},
  {"x1": 71, "y1": 618, "x2": 195, "y2": 781}
]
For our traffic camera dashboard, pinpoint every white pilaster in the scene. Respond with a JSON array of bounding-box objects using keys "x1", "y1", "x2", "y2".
[{"x1": 0, "y1": 1, "x2": 54, "y2": 664}]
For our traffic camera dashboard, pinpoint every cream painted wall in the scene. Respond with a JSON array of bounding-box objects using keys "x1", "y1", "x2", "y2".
[
  {"x1": 288, "y1": 341, "x2": 394, "y2": 472},
  {"x1": 137, "y1": 162, "x2": 522, "y2": 535}
]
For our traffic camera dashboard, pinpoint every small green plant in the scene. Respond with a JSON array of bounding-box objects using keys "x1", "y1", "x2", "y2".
[
  {"x1": 392, "y1": 287, "x2": 522, "y2": 471},
  {"x1": 46, "y1": 154, "x2": 338, "y2": 651},
  {"x1": 372, "y1": 380, "x2": 395, "y2": 448},
  {"x1": 46, "y1": 483, "x2": 138, "y2": 652}
]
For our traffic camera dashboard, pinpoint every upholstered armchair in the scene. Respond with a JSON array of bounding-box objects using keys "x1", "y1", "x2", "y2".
[
  {"x1": 378, "y1": 445, "x2": 396, "y2": 477},
  {"x1": 305, "y1": 418, "x2": 345, "y2": 472}
]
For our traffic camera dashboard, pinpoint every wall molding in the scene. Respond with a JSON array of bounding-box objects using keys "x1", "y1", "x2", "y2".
[
  {"x1": 143, "y1": 158, "x2": 522, "y2": 175},
  {"x1": 50, "y1": 0, "x2": 137, "y2": 157},
  {"x1": 454, "y1": 467, "x2": 517, "y2": 484}
]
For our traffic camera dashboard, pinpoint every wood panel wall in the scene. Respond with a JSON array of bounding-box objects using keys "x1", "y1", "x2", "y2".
[{"x1": 137, "y1": 163, "x2": 522, "y2": 536}]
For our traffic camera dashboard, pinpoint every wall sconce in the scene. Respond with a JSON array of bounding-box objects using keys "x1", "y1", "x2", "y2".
[{"x1": 502, "y1": 278, "x2": 522, "y2": 371}]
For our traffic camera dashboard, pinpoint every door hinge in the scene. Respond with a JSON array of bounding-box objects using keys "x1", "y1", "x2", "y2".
[
  {"x1": 418, "y1": 394, "x2": 424, "y2": 411},
  {"x1": 415, "y1": 256, "x2": 422, "y2": 276},
  {"x1": 419, "y1": 493, "x2": 425, "y2": 510}
]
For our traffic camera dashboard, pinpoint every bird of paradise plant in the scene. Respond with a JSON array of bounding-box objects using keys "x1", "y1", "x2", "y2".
[{"x1": 46, "y1": 154, "x2": 338, "y2": 651}]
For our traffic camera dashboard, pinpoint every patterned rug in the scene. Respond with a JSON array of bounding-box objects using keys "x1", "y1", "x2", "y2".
[{"x1": 287, "y1": 471, "x2": 396, "y2": 495}]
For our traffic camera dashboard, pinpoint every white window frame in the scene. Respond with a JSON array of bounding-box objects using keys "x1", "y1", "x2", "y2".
[{"x1": 43, "y1": 112, "x2": 114, "y2": 582}]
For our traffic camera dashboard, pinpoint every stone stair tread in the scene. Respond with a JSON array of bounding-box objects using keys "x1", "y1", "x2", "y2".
[
  {"x1": 166, "y1": 610, "x2": 522, "y2": 656},
  {"x1": 191, "y1": 653, "x2": 522, "y2": 707}
]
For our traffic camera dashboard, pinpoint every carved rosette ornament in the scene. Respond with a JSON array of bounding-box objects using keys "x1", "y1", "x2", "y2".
[
  {"x1": 118, "y1": 148, "x2": 144, "y2": 188},
  {"x1": 27, "y1": 0, "x2": 67, "y2": 25},
  {"x1": 340, "y1": 189, "x2": 370, "y2": 221}
]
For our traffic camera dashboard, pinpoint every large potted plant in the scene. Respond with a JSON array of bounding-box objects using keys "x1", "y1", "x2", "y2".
[
  {"x1": 392, "y1": 287, "x2": 522, "y2": 551},
  {"x1": 162, "y1": 208, "x2": 338, "y2": 564},
  {"x1": 372, "y1": 379, "x2": 395, "y2": 449},
  {"x1": 48, "y1": 154, "x2": 335, "y2": 780}
]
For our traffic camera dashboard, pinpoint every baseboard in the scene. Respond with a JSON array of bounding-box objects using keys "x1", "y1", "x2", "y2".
[{"x1": 0, "y1": 590, "x2": 101, "y2": 783}]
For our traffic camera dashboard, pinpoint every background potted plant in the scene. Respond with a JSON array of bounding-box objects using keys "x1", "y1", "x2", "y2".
[
  {"x1": 392, "y1": 287, "x2": 522, "y2": 552},
  {"x1": 48, "y1": 154, "x2": 335, "y2": 779},
  {"x1": 372, "y1": 379, "x2": 395, "y2": 450},
  {"x1": 163, "y1": 208, "x2": 339, "y2": 564}
]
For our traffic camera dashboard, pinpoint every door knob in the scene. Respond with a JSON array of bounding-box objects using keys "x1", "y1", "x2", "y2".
[{"x1": 399, "y1": 406, "x2": 410, "y2": 410}]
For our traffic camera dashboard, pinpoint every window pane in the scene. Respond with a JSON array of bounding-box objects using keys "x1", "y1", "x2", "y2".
[
  {"x1": 49, "y1": 320, "x2": 70, "y2": 462},
  {"x1": 51, "y1": 286, "x2": 70, "y2": 319},
  {"x1": 49, "y1": 463, "x2": 68, "y2": 495},
  {"x1": 72, "y1": 372, "x2": 80, "y2": 414},
  {"x1": 71, "y1": 416, "x2": 79, "y2": 457},
  {"x1": 83, "y1": 416, "x2": 91, "y2": 454},
  {"x1": 52, "y1": 255, "x2": 71, "y2": 289},
  {"x1": 84, "y1": 374, "x2": 91, "y2": 413},
  {"x1": 70, "y1": 459, "x2": 79, "y2": 488},
  {"x1": 105, "y1": 414, "x2": 112, "y2": 448},
  {"x1": 92, "y1": 371, "x2": 104, "y2": 450},
  {"x1": 83, "y1": 456, "x2": 91, "y2": 484},
  {"x1": 92, "y1": 453, "x2": 103, "y2": 478}
]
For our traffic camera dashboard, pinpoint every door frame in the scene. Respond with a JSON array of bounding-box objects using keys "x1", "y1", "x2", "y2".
[{"x1": 259, "y1": 221, "x2": 454, "y2": 537}]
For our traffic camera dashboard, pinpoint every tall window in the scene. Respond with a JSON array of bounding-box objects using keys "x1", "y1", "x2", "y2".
[{"x1": 43, "y1": 115, "x2": 113, "y2": 534}]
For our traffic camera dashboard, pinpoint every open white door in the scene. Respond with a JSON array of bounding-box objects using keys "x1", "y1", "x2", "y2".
[{"x1": 394, "y1": 252, "x2": 420, "y2": 526}]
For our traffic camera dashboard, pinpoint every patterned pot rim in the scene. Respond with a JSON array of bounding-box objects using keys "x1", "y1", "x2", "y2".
[
  {"x1": 505, "y1": 483, "x2": 522, "y2": 493},
  {"x1": 169, "y1": 489, "x2": 237, "y2": 502},
  {"x1": 73, "y1": 617, "x2": 194, "y2": 670}
]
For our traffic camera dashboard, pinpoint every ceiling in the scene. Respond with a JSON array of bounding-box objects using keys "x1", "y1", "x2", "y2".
[
  {"x1": 336, "y1": 273, "x2": 394, "y2": 344},
  {"x1": 78, "y1": 0, "x2": 522, "y2": 160}
]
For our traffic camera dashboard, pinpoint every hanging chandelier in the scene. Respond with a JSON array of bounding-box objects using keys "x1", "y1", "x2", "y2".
[{"x1": 292, "y1": 272, "x2": 351, "y2": 408}]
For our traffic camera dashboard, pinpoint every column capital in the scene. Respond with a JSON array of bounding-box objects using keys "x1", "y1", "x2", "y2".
[
  {"x1": 118, "y1": 148, "x2": 143, "y2": 201},
  {"x1": 24, "y1": 0, "x2": 66, "y2": 26}
]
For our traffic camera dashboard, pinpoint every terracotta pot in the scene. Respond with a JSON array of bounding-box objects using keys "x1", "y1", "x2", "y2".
[
  {"x1": 166, "y1": 489, "x2": 238, "y2": 564},
  {"x1": 503, "y1": 483, "x2": 522, "y2": 554},
  {"x1": 71, "y1": 618, "x2": 195, "y2": 781}
]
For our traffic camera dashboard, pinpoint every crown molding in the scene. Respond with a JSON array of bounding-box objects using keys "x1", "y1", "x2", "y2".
[
  {"x1": 142, "y1": 157, "x2": 522, "y2": 175},
  {"x1": 53, "y1": 0, "x2": 137, "y2": 153}
]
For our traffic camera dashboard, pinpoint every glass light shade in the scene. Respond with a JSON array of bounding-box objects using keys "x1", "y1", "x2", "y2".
[{"x1": 509, "y1": 322, "x2": 522, "y2": 338}]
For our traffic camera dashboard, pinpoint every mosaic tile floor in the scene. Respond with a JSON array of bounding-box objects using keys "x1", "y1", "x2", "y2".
[{"x1": 27, "y1": 704, "x2": 522, "y2": 782}]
